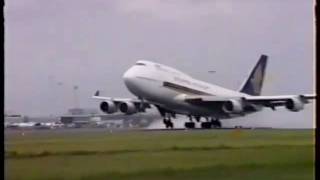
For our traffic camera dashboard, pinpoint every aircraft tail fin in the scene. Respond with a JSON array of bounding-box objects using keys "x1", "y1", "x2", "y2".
[{"x1": 239, "y1": 55, "x2": 268, "y2": 96}]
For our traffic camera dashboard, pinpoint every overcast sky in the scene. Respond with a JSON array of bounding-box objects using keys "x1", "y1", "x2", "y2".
[{"x1": 5, "y1": 0, "x2": 315, "y2": 128}]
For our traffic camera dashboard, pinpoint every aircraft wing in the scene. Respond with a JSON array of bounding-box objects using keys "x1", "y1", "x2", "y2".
[
  {"x1": 92, "y1": 96, "x2": 141, "y2": 102},
  {"x1": 184, "y1": 94, "x2": 316, "y2": 109},
  {"x1": 92, "y1": 90, "x2": 151, "y2": 108},
  {"x1": 244, "y1": 94, "x2": 316, "y2": 102}
]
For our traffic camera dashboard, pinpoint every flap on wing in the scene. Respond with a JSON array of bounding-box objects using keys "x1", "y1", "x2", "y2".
[
  {"x1": 183, "y1": 94, "x2": 316, "y2": 107},
  {"x1": 245, "y1": 95, "x2": 294, "y2": 102},
  {"x1": 245, "y1": 94, "x2": 316, "y2": 102}
]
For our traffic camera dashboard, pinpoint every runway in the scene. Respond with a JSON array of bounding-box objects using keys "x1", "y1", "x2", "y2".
[{"x1": 5, "y1": 126, "x2": 312, "y2": 139}]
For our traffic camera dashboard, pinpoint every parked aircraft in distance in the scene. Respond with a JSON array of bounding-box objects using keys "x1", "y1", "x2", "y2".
[
  {"x1": 4, "y1": 114, "x2": 22, "y2": 118},
  {"x1": 93, "y1": 55, "x2": 316, "y2": 129},
  {"x1": 5, "y1": 122, "x2": 38, "y2": 128},
  {"x1": 5, "y1": 121, "x2": 63, "y2": 129}
]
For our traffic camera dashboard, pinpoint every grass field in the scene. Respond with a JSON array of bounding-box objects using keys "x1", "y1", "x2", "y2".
[{"x1": 5, "y1": 129, "x2": 314, "y2": 180}]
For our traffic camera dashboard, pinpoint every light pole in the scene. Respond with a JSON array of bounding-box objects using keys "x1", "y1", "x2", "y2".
[{"x1": 73, "y1": 85, "x2": 79, "y2": 109}]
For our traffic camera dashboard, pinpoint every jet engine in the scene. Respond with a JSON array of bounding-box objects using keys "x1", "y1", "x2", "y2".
[
  {"x1": 222, "y1": 99, "x2": 244, "y2": 114},
  {"x1": 285, "y1": 96, "x2": 304, "y2": 112},
  {"x1": 100, "y1": 101, "x2": 117, "y2": 114},
  {"x1": 119, "y1": 101, "x2": 137, "y2": 114}
]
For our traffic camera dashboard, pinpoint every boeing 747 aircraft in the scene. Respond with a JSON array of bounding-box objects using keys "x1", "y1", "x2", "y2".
[{"x1": 93, "y1": 55, "x2": 316, "y2": 129}]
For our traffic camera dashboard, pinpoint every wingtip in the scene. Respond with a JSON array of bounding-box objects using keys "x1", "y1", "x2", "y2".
[{"x1": 94, "y1": 90, "x2": 100, "y2": 96}]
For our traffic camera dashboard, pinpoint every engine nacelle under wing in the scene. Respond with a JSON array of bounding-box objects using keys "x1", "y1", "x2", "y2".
[
  {"x1": 100, "y1": 101, "x2": 118, "y2": 114},
  {"x1": 222, "y1": 99, "x2": 244, "y2": 114},
  {"x1": 119, "y1": 101, "x2": 137, "y2": 114},
  {"x1": 285, "y1": 96, "x2": 304, "y2": 112}
]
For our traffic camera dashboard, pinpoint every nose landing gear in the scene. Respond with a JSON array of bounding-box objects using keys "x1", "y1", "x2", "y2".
[
  {"x1": 163, "y1": 118, "x2": 174, "y2": 129},
  {"x1": 155, "y1": 105, "x2": 175, "y2": 129}
]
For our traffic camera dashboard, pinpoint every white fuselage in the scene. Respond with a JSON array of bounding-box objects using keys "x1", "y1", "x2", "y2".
[{"x1": 122, "y1": 60, "x2": 258, "y2": 119}]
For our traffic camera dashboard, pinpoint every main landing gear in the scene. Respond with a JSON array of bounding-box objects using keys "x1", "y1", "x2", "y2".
[
  {"x1": 184, "y1": 116, "x2": 222, "y2": 129},
  {"x1": 184, "y1": 115, "x2": 195, "y2": 128},
  {"x1": 162, "y1": 112, "x2": 175, "y2": 129},
  {"x1": 210, "y1": 118, "x2": 222, "y2": 128}
]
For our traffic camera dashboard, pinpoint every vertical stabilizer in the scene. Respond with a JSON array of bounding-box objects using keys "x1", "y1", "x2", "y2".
[{"x1": 239, "y1": 55, "x2": 268, "y2": 96}]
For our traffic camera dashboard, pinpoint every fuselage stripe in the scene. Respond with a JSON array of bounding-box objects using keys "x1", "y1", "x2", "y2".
[{"x1": 163, "y1": 81, "x2": 212, "y2": 96}]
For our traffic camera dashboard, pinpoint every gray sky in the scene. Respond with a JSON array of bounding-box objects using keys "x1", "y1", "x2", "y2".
[{"x1": 5, "y1": 0, "x2": 315, "y2": 128}]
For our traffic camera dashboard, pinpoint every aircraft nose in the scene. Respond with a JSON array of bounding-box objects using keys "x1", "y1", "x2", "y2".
[
  {"x1": 123, "y1": 67, "x2": 141, "y2": 96},
  {"x1": 123, "y1": 67, "x2": 136, "y2": 87},
  {"x1": 123, "y1": 68, "x2": 134, "y2": 82}
]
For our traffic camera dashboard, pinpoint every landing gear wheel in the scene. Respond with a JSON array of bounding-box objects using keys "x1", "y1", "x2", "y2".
[
  {"x1": 167, "y1": 121, "x2": 174, "y2": 128},
  {"x1": 216, "y1": 120, "x2": 221, "y2": 128},
  {"x1": 185, "y1": 122, "x2": 195, "y2": 129},
  {"x1": 211, "y1": 119, "x2": 222, "y2": 128},
  {"x1": 163, "y1": 119, "x2": 174, "y2": 129},
  {"x1": 201, "y1": 122, "x2": 212, "y2": 129},
  {"x1": 163, "y1": 119, "x2": 167, "y2": 127}
]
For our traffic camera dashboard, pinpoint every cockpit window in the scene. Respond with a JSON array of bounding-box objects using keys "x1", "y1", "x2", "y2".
[{"x1": 136, "y1": 62, "x2": 146, "y2": 66}]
